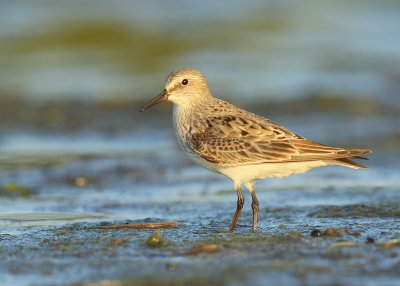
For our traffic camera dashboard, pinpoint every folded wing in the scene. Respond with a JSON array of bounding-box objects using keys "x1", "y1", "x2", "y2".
[{"x1": 189, "y1": 115, "x2": 371, "y2": 166}]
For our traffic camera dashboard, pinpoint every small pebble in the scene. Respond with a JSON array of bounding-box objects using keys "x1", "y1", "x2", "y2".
[
  {"x1": 186, "y1": 244, "x2": 221, "y2": 255},
  {"x1": 75, "y1": 176, "x2": 89, "y2": 187},
  {"x1": 365, "y1": 237, "x2": 375, "y2": 244},
  {"x1": 323, "y1": 227, "x2": 347, "y2": 237},
  {"x1": 310, "y1": 229, "x2": 322, "y2": 237}
]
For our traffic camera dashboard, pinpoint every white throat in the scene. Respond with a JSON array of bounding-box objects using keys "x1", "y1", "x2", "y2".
[{"x1": 173, "y1": 104, "x2": 194, "y2": 153}]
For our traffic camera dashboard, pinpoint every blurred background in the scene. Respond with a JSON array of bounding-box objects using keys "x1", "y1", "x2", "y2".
[
  {"x1": 1, "y1": 0, "x2": 399, "y2": 181},
  {"x1": 0, "y1": 1, "x2": 399, "y2": 285},
  {"x1": 1, "y1": 0, "x2": 399, "y2": 144},
  {"x1": 1, "y1": 0, "x2": 400, "y2": 147}
]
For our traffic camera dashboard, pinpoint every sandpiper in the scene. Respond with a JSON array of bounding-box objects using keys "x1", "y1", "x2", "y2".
[{"x1": 141, "y1": 68, "x2": 372, "y2": 232}]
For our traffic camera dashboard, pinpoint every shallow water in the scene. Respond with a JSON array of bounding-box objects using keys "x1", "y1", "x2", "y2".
[{"x1": 0, "y1": 105, "x2": 399, "y2": 285}]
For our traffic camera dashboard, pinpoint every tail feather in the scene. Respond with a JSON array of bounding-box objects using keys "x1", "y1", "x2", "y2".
[
  {"x1": 353, "y1": 156, "x2": 369, "y2": 160},
  {"x1": 334, "y1": 147, "x2": 372, "y2": 169},
  {"x1": 346, "y1": 148, "x2": 372, "y2": 157},
  {"x1": 335, "y1": 158, "x2": 368, "y2": 169}
]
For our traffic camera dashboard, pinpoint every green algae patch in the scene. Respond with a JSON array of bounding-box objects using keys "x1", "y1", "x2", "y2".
[
  {"x1": 0, "y1": 183, "x2": 35, "y2": 198},
  {"x1": 307, "y1": 204, "x2": 400, "y2": 219},
  {"x1": 145, "y1": 231, "x2": 169, "y2": 248}
]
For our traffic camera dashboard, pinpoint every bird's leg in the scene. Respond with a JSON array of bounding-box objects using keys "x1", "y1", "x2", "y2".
[
  {"x1": 246, "y1": 182, "x2": 259, "y2": 232},
  {"x1": 251, "y1": 193, "x2": 259, "y2": 232},
  {"x1": 229, "y1": 184, "x2": 244, "y2": 232}
]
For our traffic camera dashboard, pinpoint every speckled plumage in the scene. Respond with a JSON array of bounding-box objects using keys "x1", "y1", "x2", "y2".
[{"x1": 141, "y1": 68, "x2": 372, "y2": 232}]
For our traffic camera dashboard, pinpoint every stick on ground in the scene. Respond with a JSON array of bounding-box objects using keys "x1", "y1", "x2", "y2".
[{"x1": 90, "y1": 221, "x2": 178, "y2": 229}]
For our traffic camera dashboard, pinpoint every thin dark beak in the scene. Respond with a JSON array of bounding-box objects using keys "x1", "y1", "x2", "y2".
[{"x1": 140, "y1": 89, "x2": 168, "y2": 112}]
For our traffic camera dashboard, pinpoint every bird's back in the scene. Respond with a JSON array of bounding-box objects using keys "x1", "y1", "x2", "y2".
[{"x1": 175, "y1": 96, "x2": 371, "y2": 169}]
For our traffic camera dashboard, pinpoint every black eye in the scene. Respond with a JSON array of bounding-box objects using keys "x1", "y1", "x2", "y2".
[{"x1": 181, "y1": 79, "x2": 189, "y2": 85}]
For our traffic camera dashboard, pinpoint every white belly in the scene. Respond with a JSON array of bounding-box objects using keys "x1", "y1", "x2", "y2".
[{"x1": 216, "y1": 161, "x2": 330, "y2": 185}]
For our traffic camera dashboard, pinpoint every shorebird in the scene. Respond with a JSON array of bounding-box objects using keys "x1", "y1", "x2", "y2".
[{"x1": 140, "y1": 68, "x2": 372, "y2": 232}]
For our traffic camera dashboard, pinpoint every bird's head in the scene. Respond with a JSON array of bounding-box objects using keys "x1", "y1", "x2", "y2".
[{"x1": 140, "y1": 68, "x2": 211, "y2": 112}]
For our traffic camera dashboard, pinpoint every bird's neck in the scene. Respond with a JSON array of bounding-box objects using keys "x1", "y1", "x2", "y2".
[
  {"x1": 173, "y1": 103, "x2": 194, "y2": 130},
  {"x1": 173, "y1": 97, "x2": 207, "y2": 120},
  {"x1": 172, "y1": 103, "x2": 197, "y2": 153}
]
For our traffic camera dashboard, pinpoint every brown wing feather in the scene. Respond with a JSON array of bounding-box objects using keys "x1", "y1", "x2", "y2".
[{"x1": 189, "y1": 115, "x2": 372, "y2": 166}]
